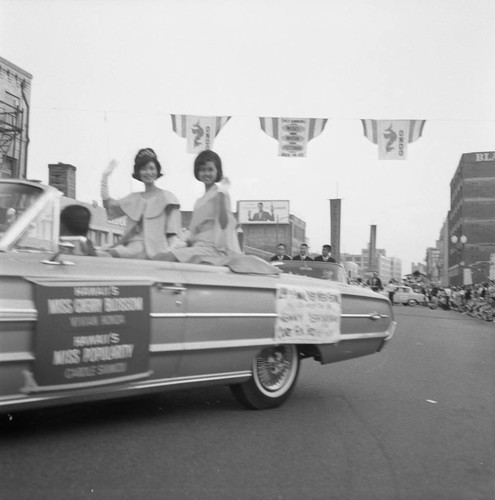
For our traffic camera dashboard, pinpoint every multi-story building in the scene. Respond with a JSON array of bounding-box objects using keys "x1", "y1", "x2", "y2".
[
  {"x1": 448, "y1": 152, "x2": 495, "y2": 285},
  {"x1": 376, "y1": 254, "x2": 402, "y2": 284},
  {"x1": 0, "y1": 56, "x2": 32, "y2": 179},
  {"x1": 389, "y1": 256, "x2": 402, "y2": 282},
  {"x1": 425, "y1": 247, "x2": 440, "y2": 282},
  {"x1": 436, "y1": 218, "x2": 449, "y2": 286},
  {"x1": 342, "y1": 249, "x2": 401, "y2": 282}
]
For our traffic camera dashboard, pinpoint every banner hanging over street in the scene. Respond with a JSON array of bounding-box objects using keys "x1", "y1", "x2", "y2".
[
  {"x1": 259, "y1": 117, "x2": 328, "y2": 158},
  {"x1": 171, "y1": 114, "x2": 231, "y2": 154},
  {"x1": 361, "y1": 119, "x2": 426, "y2": 160}
]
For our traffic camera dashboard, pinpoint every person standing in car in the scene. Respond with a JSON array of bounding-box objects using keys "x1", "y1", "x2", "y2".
[
  {"x1": 293, "y1": 243, "x2": 313, "y2": 261},
  {"x1": 314, "y1": 244, "x2": 336, "y2": 262},
  {"x1": 270, "y1": 243, "x2": 292, "y2": 262}
]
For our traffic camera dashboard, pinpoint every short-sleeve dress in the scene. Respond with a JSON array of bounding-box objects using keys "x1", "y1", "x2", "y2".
[
  {"x1": 105, "y1": 189, "x2": 181, "y2": 259},
  {"x1": 171, "y1": 185, "x2": 239, "y2": 265}
]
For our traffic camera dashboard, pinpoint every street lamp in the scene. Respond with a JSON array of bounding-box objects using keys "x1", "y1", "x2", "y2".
[
  {"x1": 450, "y1": 234, "x2": 467, "y2": 246},
  {"x1": 450, "y1": 234, "x2": 467, "y2": 285}
]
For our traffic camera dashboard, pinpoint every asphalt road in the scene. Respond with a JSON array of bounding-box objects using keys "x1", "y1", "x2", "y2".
[{"x1": 1, "y1": 306, "x2": 494, "y2": 500}]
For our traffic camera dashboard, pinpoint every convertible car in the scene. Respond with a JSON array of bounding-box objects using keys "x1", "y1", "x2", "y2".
[{"x1": 0, "y1": 179, "x2": 396, "y2": 412}]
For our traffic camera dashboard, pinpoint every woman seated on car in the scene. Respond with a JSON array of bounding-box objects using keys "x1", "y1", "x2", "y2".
[
  {"x1": 100, "y1": 148, "x2": 181, "y2": 259},
  {"x1": 154, "y1": 150, "x2": 277, "y2": 275}
]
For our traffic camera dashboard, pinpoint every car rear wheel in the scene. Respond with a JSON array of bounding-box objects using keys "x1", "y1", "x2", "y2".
[
  {"x1": 231, "y1": 344, "x2": 300, "y2": 410},
  {"x1": 408, "y1": 299, "x2": 417, "y2": 307}
]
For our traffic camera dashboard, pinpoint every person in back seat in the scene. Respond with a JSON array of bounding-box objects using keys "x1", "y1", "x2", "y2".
[{"x1": 60, "y1": 204, "x2": 97, "y2": 256}]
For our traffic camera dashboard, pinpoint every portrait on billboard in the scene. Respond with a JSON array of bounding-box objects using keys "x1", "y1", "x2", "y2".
[{"x1": 237, "y1": 200, "x2": 290, "y2": 224}]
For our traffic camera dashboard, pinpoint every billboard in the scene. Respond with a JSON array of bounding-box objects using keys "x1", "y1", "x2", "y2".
[{"x1": 237, "y1": 200, "x2": 290, "y2": 224}]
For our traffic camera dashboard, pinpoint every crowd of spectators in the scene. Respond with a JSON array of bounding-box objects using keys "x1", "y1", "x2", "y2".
[{"x1": 424, "y1": 281, "x2": 495, "y2": 322}]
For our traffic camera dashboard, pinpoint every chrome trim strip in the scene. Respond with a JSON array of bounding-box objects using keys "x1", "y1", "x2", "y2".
[
  {"x1": 384, "y1": 320, "x2": 398, "y2": 341},
  {"x1": 150, "y1": 338, "x2": 274, "y2": 352},
  {"x1": 0, "y1": 352, "x2": 35, "y2": 362},
  {"x1": 0, "y1": 370, "x2": 252, "y2": 408},
  {"x1": 150, "y1": 333, "x2": 388, "y2": 353},
  {"x1": 1, "y1": 310, "x2": 276, "y2": 322},
  {"x1": 339, "y1": 332, "x2": 389, "y2": 341},
  {"x1": 341, "y1": 313, "x2": 390, "y2": 319},
  {"x1": 0, "y1": 308, "x2": 37, "y2": 322},
  {"x1": 2, "y1": 310, "x2": 388, "y2": 322},
  {"x1": 150, "y1": 312, "x2": 277, "y2": 319},
  {"x1": 129, "y1": 371, "x2": 252, "y2": 390}
]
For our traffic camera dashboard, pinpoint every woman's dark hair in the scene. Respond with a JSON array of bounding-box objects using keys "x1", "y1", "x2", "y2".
[
  {"x1": 194, "y1": 150, "x2": 223, "y2": 182},
  {"x1": 133, "y1": 148, "x2": 163, "y2": 181}
]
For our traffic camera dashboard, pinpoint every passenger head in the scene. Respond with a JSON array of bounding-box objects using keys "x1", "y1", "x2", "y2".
[
  {"x1": 276, "y1": 243, "x2": 286, "y2": 256},
  {"x1": 132, "y1": 148, "x2": 163, "y2": 181},
  {"x1": 60, "y1": 205, "x2": 92, "y2": 236},
  {"x1": 194, "y1": 150, "x2": 223, "y2": 182},
  {"x1": 299, "y1": 243, "x2": 308, "y2": 256},
  {"x1": 322, "y1": 244, "x2": 332, "y2": 256}
]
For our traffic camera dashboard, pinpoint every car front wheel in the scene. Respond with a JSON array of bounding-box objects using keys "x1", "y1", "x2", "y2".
[
  {"x1": 231, "y1": 344, "x2": 300, "y2": 410},
  {"x1": 408, "y1": 299, "x2": 417, "y2": 306}
]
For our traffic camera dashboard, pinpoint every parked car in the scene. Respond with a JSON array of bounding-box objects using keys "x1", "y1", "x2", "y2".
[
  {"x1": 0, "y1": 180, "x2": 396, "y2": 412},
  {"x1": 387, "y1": 285, "x2": 426, "y2": 306}
]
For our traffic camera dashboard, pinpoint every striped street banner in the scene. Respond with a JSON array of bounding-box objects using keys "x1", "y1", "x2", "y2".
[
  {"x1": 361, "y1": 119, "x2": 426, "y2": 160},
  {"x1": 259, "y1": 117, "x2": 328, "y2": 157},
  {"x1": 171, "y1": 115, "x2": 230, "y2": 154}
]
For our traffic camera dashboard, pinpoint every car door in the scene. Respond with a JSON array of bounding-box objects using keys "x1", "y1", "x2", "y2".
[
  {"x1": 178, "y1": 263, "x2": 279, "y2": 380},
  {"x1": 3, "y1": 253, "x2": 186, "y2": 394}
]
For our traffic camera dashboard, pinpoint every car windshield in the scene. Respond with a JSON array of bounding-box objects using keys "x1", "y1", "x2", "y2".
[
  {"x1": 0, "y1": 183, "x2": 44, "y2": 236},
  {"x1": 274, "y1": 261, "x2": 347, "y2": 283},
  {"x1": 0, "y1": 182, "x2": 59, "y2": 252}
]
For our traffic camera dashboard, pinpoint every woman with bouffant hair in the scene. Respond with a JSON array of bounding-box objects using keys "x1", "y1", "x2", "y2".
[
  {"x1": 155, "y1": 149, "x2": 239, "y2": 264},
  {"x1": 100, "y1": 148, "x2": 181, "y2": 259},
  {"x1": 154, "y1": 151, "x2": 278, "y2": 275}
]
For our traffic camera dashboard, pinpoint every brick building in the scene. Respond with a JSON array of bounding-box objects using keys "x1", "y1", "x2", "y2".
[
  {"x1": 0, "y1": 56, "x2": 32, "y2": 178},
  {"x1": 49, "y1": 163, "x2": 77, "y2": 198},
  {"x1": 448, "y1": 152, "x2": 495, "y2": 285}
]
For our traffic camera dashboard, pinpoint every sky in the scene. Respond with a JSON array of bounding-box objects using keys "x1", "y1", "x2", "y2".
[{"x1": 2, "y1": 0, "x2": 495, "y2": 271}]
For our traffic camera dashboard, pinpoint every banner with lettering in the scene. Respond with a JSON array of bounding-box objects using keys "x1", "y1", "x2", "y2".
[
  {"x1": 274, "y1": 284, "x2": 341, "y2": 344},
  {"x1": 259, "y1": 117, "x2": 328, "y2": 157},
  {"x1": 361, "y1": 119, "x2": 426, "y2": 160},
  {"x1": 171, "y1": 114, "x2": 231, "y2": 154},
  {"x1": 25, "y1": 280, "x2": 151, "y2": 393}
]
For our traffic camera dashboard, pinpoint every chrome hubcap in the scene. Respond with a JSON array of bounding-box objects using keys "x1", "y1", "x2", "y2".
[{"x1": 256, "y1": 346, "x2": 294, "y2": 392}]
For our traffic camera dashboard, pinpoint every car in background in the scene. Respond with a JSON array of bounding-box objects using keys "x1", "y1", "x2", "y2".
[
  {"x1": 388, "y1": 285, "x2": 426, "y2": 306},
  {"x1": 0, "y1": 179, "x2": 396, "y2": 413}
]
